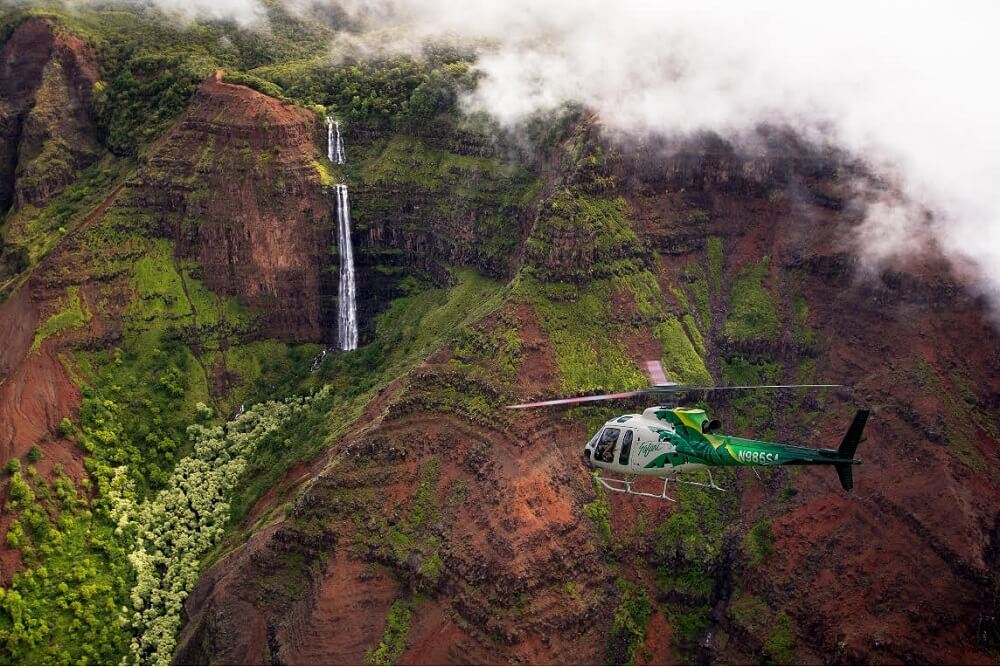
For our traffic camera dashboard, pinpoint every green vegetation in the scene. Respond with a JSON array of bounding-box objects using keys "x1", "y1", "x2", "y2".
[
  {"x1": 654, "y1": 481, "x2": 735, "y2": 564},
  {"x1": 656, "y1": 564, "x2": 714, "y2": 600},
  {"x1": 765, "y1": 612, "x2": 797, "y2": 664},
  {"x1": 255, "y1": 53, "x2": 477, "y2": 124},
  {"x1": 31, "y1": 286, "x2": 91, "y2": 351},
  {"x1": 706, "y1": 236, "x2": 724, "y2": 296},
  {"x1": 350, "y1": 134, "x2": 537, "y2": 276},
  {"x1": 744, "y1": 520, "x2": 776, "y2": 566},
  {"x1": 724, "y1": 258, "x2": 780, "y2": 342},
  {"x1": 652, "y1": 479, "x2": 738, "y2": 658},
  {"x1": 584, "y1": 475, "x2": 612, "y2": 545},
  {"x1": 729, "y1": 591, "x2": 770, "y2": 634},
  {"x1": 520, "y1": 275, "x2": 657, "y2": 394},
  {"x1": 26, "y1": 446, "x2": 42, "y2": 464},
  {"x1": 723, "y1": 354, "x2": 782, "y2": 435},
  {"x1": 665, "y1": 603, "x2": 712, "y2": 649},
  {"x1": 728, "y1": 592, "x2": 798, "y2": 663},
  {"x1": 128, "y1": 391, "x2": 330, "y2": 664},
  {"x1": 453, "y1": 309, "x2": 523, "y2": 383},
  {"x1": 683, "y1": 314, "x2": 707, "y2": 357},
  {"x1": 366, "y1": 599, "x2": 413, "y2": 665},
  {"x1": 791, "y1": 291, "x2": 819, "y2": 349},
  {"x1": 525, "y1": 189, "x2": 643, "y2": 282},
  {"x1": 906, "y1": 357, "x2": 999, "y2": 473},
  {"x1": 0, "y1": 466, "x2": 133, "y2": 663},
  {"x1": 96, "y1": 54, "x2": 214, "y2": 156},
  {"x1": 352, "y1": 457, "x2": 451, "y2": 593},
  {"x1": 605, "y1": 578, "x2": 653, "y2": 665},
  {"x1": 221, "y1": 70, "x2": 288, "y2": 101},
  {"x1": 653, "y1": 316, "x2": 712, "y2": 385}
]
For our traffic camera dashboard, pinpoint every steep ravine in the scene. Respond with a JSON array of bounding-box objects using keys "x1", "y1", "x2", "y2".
[
  {"x1": 0, "y1": 14, "x2": 998, "y2": 662},
  {"x1": 175, "y1": 127, "x2": 1000, "y2": 664}
]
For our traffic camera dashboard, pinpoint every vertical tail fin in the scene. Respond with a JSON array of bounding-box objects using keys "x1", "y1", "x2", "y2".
[
  {"x1": 834, "y1": 409, "x2": 869, "y2": 491},
  {"x1": 834, "y1": 463, "x2": 854, "y2": 491},
  {"x1": 838, "y1": 409, "x2": 869, "y2": 459}
]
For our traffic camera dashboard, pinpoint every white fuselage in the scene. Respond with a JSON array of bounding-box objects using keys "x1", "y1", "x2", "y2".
[{"x1": 583, "y1": 408, "x2": 707, "y2": 477}]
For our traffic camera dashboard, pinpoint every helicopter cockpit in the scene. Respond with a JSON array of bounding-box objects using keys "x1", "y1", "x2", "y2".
[{"x1": 585, "y1": 426, "x2": 636, "y2": 467}]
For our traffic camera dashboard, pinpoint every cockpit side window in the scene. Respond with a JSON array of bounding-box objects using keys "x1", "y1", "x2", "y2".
[
  {"x1": 595, "y1": 428, "x2": 620, "y2": 463},
  {"x1": 618, "y1": 430, "x2": 633, "y2": 465}
]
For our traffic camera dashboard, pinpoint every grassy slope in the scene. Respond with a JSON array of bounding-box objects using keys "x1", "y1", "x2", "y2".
[
  {"x1": 0, "y1": 6, "x2": 832, "y2": 665},
  {"x1": 0, "y1": 7, "x2": 519, "y2": 657}
]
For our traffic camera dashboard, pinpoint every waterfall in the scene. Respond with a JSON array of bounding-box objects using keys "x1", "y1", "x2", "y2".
[
  {"x1": 335, "y1": 184, "x2": 358, "y2": 351},
  {"x1": 326, "y1": 117, "x2": 345, "y2": 164}
]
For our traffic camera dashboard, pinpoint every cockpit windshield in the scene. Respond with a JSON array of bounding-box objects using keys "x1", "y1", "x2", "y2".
[{"x1": 595, "y1": 427, "x2": 620, "y2": 463}]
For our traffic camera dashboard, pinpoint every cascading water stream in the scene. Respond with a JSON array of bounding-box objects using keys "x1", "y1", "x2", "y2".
[
  {"x1": 326, "y1": 117, "x2": 345, "y2": 164},
  {"x1": 335, "y1": 184, "x2": 358, "y2": 351}
]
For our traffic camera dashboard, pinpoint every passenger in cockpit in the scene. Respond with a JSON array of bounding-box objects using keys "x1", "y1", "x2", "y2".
[{"x1": 596, "y1": 428, "x2": 620, "y2": 463}]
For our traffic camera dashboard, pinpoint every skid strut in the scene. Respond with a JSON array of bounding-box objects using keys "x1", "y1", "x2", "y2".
[{"x1": 595, "y1": 470, "x2": 726, "y2": 501}]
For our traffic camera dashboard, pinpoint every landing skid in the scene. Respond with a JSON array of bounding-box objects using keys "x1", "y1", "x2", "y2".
[{"x1": 595, "y1": 470, "x2": 726, "y2": 501}]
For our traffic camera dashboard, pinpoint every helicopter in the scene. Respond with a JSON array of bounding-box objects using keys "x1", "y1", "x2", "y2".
[{"x1": 507, "y1": 361, "x2": 868, "y2": 501}]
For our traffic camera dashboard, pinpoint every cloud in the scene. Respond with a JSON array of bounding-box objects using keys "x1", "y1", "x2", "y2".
[
  {"x1": 28, "y1": 0, "x2": 1000, "y2": 310},
  {"x1": 329, "y1": 0, "x2": 1000, "y2": 310}
]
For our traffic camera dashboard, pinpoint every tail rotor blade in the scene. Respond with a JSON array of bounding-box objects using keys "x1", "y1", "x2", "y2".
[{"x1": 643, "y1": 360, "x2": 674, "y2": 387}]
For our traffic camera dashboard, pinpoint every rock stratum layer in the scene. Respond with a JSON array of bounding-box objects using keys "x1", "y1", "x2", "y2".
[{"x1": 0, "y1": 12, "x2": 998, "y2": 666}]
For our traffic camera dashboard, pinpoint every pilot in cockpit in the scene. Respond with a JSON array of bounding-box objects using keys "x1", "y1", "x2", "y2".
[{"x1": 595, "y1": 428, "x2": 620, "y2": 463}]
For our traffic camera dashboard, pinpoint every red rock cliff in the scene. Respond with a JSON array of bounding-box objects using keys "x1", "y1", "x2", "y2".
[
  {"x1": 0, "y1": 17, "x2": 101, "y2": 211},
  {"x1": 126, "y1": 73, "x2": 337, "y2": 341}
]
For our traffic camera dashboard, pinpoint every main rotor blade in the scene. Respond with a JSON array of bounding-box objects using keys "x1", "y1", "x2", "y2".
[
  {"x1": 505, "y1": 389, "x2": 654, "y2": 409},
  {"x1": 505, "y1": 384, "x2": 840, "y2": 409},
  {"x1": 655, "y1": 383, "x2": 841, "y2": 392}
]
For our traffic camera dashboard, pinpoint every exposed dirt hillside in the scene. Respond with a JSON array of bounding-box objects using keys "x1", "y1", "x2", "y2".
[
  {"x1": 1, "y1": 13, "x2": 998, "y2": 663},
  {"x1": 0, "y1": 74, "x2": 333, "y2": 461},
  {"x1": 174, "y1": 125, "x2": 1000, "y2": 664}
]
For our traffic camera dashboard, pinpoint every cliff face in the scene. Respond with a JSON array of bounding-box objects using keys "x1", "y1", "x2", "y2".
[
  {"x1": 2, "y1": 18, "x2": 999, "y2": 663},
  {"x1": 341, "y1": 123, "x2": 539, "y2": 341},
  {"x1": 175, "y1": 327, "x2": 612, "y2": 665},
  {"x1": 0, "y1": 73, "x2": 336, "y2": 464},
  {"x1": 130, "y1": 73, "x2": 337, "y2": 341},
  {"x1": 0, "y1": 18, "x2": 100, "y2": 212},
  {"x1": 611, "y1": 134, "x2": 1000, "y2": 664},
  {"x1": 173, "y1": 124, "x2": 1000, "y2": 665}
]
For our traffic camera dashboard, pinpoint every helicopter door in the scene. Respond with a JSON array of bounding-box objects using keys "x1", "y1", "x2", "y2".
[{"x1": 618, "y1": 430, "x2": 634, "y2": 466}]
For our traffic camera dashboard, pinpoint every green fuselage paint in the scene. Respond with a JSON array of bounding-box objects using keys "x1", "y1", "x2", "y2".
[{"x1": 585, "y1": 406, "x2": 859, "y2": 477}]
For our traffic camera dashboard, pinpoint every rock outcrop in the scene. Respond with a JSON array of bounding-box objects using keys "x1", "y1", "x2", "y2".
[
  {"x1": 127, "y1": 72, "x2": 337, "y2": 341},
  {"x1": 0, "y1": 17, "x2": 100, "y2": 212},
  {"x1": 175, "y1": 124, "x2": 1000, "y2": 665}
]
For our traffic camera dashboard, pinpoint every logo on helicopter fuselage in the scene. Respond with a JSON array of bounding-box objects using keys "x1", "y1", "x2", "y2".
[{"x1": 638, "y1": 441, "x2": 663, "y2": 458}]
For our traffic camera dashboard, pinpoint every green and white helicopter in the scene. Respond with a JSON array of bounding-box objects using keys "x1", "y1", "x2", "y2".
[{"x1": 507, "y1": 361, "x2": 868, "y2": 501}]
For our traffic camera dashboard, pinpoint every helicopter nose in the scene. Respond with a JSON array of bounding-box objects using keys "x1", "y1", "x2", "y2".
[{"x1": 583, "y1": 447, "x2": 594, "y2": 468}]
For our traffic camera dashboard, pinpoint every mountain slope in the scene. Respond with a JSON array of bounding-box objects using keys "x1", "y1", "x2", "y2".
[
  {"x1": 0, "y1": 7, "x2": 998, "y2": 666},
  {"x1": 174, "y1": 125, "x2": 1000, "y2": 665}
]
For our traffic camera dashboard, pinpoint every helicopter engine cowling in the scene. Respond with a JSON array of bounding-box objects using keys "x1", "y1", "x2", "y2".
[{"x1": 702, "y1": 418, "x2": 722, "y2": 434}]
